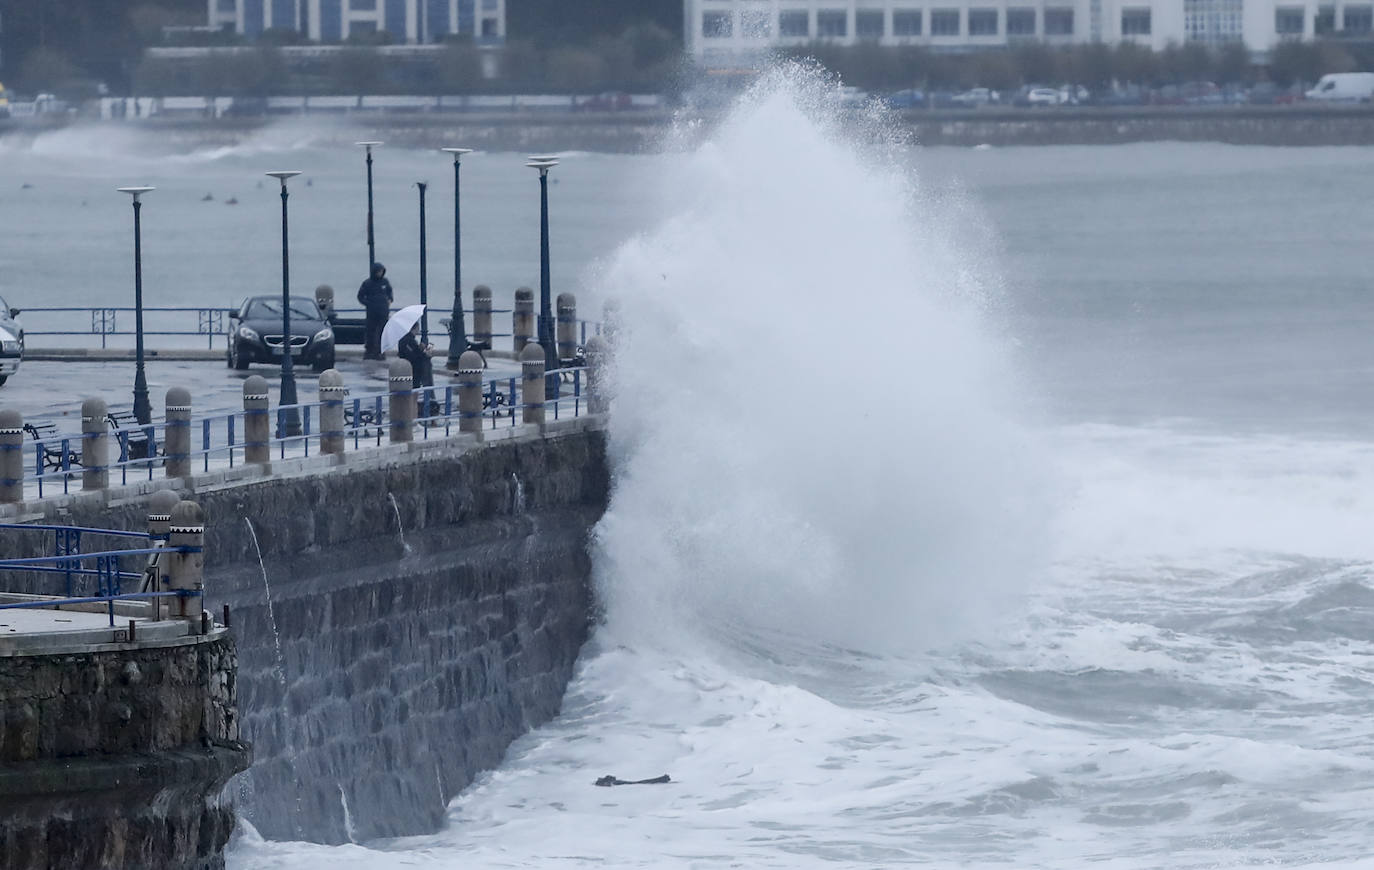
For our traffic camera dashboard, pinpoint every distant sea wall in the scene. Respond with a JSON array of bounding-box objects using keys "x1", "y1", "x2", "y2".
[{"x1": 6, "y1": 106, "x2": 1374, "y2": 151}]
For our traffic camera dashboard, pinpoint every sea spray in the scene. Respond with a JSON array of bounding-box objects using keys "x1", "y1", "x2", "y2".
[{"x1": 592, "y1": 67, "x2": 1053, "y2": 654}]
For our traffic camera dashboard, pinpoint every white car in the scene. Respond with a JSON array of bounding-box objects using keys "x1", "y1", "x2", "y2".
[
  {"x1": 953, "y1": 87, "x2": 1000, "y2": 107},
  {"x1": 1023, "y1": 88, "x2": 1061, "y2": 106}
]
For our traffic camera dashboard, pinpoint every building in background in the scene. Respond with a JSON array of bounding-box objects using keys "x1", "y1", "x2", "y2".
[
  {"x1": 209, "y1": 0, "x2": 506, "y2": 44},
  {"x1": 683, "y1": 0, "x2": 1372, "y2": 58}
]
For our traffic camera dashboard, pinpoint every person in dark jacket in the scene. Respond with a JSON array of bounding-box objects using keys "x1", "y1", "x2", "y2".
[
  {"x1": 356, "y1": 262, "x2": 393, "y2": 360},
  {"x1": 397, "y1": 321, "x2": 440, "y2": 417},
  {"x1": 397, "y1": 321, "x2": 435, "y2": 390}
]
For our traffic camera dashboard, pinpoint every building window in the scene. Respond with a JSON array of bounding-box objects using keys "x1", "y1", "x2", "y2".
[
  {"x1": 893, "y1": 9, "x2": 922, "y2": 34},
  {"x1": 1274, "y1": 6, "x2": 1304, "y2": 32},
  {"x1": 217, "y1": 0, "x2": 236, "y2": 12},
  {"x1": 968, "y1": 8, "x2": 998, "y2": 34},
  {"x1": 856, "y1": 10, "x2": 885, "y2": 37},
  {"x1": 1315, "y1": 5, "x2": 1336, "y2": 32},
  {"x1": 1184, "y1": 0, "x2": 1243, "y2": 43},
  {"x1": 931, "y1": 9, "x2": 961, "y2": 34},
  {"x1": 1121, "y1": 8, "x2": 1151, "y2": 34},
  {"x1": 1007, "y1": 7, "x2": 1036, "y2": 33},
  {"x1": 817, "y1": 10, "x2": 848, "y2": 36},
  {"x1": 742, "y1": 9, "x2": 772, "y2": 37},
  {"x1": 348, "y1": 0, "x2": 376, "y2": 10},
  {"x1": 779, "y1": 10, "x2": 809, "y2": 36},
  {"x1": 702, "y1": 10, "x2": 732, "y2": 37},
  {"x1": 350, "y1": 19, "x2": 377, "y2": 32},
  {"x1": 481, "y1": 17, "x2": 499, "y2": 36},
  {"x1": 1345, "y1": 5, "x2": 1374, "y2": 31},
  {"x1": 1044, "y1": 7, "x2": 1074, "y2": 34}
]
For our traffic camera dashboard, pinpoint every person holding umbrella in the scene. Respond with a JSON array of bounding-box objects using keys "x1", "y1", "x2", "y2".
[
  {"x1": 381, "y1": 303, "x2": 435, "y2": 392},
  {"x1": 357, "y1": 262, "x2": 393, "y2": 360}
]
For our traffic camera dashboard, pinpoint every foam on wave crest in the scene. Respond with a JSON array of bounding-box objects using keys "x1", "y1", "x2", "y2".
[{"x1": 592, "y1": 65, "x2": 1053, "y2": 655}]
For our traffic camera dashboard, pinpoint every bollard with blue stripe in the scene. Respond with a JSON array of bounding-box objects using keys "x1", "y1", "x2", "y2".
[
  {"x1": 243, "y1": 375, "x2": 271, "y2": 466},
  {"x1": 82, "y1": 397, "x2": 110, "y2": 491},
  {"x1": 165, "y1": 386, "x2": 192, "y2": 479},
  {"x1": 0, "y1": 409, "x2": 22, "y2": 504}
]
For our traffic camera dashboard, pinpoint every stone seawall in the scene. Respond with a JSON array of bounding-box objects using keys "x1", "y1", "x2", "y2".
[
  {"x1": 0, "y1": 631, "x2": 248, "y2": 870},
  {"x1": 17, "y1": 422, "x2": 609, "y2": 845},
  {"x1": 23, "y1": 105, "x2": 1374, "y2": 151}
]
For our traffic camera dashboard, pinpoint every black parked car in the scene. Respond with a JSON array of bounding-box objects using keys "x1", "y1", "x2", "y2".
[
  {"x1": 227, "y1": 295, "x2": 334, "y2": 372},
  {"x1": 0, "y1": 294, "x2": 22, "y2": 386}
]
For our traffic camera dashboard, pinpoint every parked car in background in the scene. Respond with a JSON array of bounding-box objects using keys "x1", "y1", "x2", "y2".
[
  {"x1": 227, "y1": 295, "x2": 334, "y2": 373},
  {"x1": 1247, "y1": 82, "x2": 1304, "y2": 104},
  {"x1": 952, "y1": 87, "x2": 1000, "y2": 107},
  {"x1": 929, "y1": 90, "x2": 963, "y2": 108},
  {"x1": 1015, "y1": 87, "x2": 1062, "y2": 107},
  {"x1": 883, "y1": 88, "x2": 927, "y2": 109},
  {"x1": 1305, "y1": 72, "x2": 1374, "y2": 102},
  {"x1": 0, "y1": 294, "x2": 21, "y2": 386}
]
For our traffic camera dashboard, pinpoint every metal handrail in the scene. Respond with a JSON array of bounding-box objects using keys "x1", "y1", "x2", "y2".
[{"x1": 24, "y1": 367, "x2": 588, "y2": 497}]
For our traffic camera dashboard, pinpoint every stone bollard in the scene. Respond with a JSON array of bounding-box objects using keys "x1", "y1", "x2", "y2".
[
  {"x1": 585, "y1": 336, "x2": 610, "y2": 415},
  {"x1": 243, "y1": 375, "x2": 270, "y2": 465},
  {"x1": 165, "y1": 499, "x2": 205, "y2": 620},
  {"x1": 389, "y1": 359, "x2": 414, "y2": 444},
  {"x1": 318, "y1": 369, "x2": 346, "y2": 456},
  {"x1": 314, "y1": 284, "x2": 335, "y2": 320},
  {"x1": 556, "y1": 292, "x2": 578, "y2": 364},
  {"x1": 602, "y1": 298, "x2": 622, "y2": 347},
  {"x1": 0, "y1": 409, "x2": 22, "y2": 504},
  {"x1": 456, "y1": 350, "x2": 485, "y2": 436},
  {"x1": 145, "y1": 489, "x2": 180, "y2": 620},
  {"x1": 81, "y1": 397, "x2": 109, "y2": 491},
  {"x1": 473, "y1": 285, "x2": 492, "y2": 348},
  {"x1": 521, "y1": 343, "x2": 546, "y2": 426},
  {"x1": 147, "y1": 489, "x2": 179, "y2": 542},
  {"x1": 513, "y1": 287, "x2": 534, "y2": 353},
  {"x1": 165, "y1": 387, "x2": 192, "y2": 479}
]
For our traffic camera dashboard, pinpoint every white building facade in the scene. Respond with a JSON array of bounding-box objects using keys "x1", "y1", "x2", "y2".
[
  {"x1": 208, "y1": 0, "x2": 506, "y2": 44},
  {"x1": 684, "y1": 0, "x2": 1372, "y2": 57}
]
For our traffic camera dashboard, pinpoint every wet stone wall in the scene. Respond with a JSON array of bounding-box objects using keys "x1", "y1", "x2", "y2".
[
  {"x1": 198, "y1": 426, "x2": 606, "y2": 843},
  {"x1": 0, "y1": 632, "x2": 249, "y2": 870}
]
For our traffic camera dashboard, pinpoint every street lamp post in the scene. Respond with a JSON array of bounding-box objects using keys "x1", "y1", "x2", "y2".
[
  {"x1": 440, "y1": 147, "x2": 472, "y2": 370},
  {"x1": 116, "y1": 186, "x2": 155, "y2": 426},
  {"x1": 526, "y1": 156, "x2": 559, "y2": 395},
  {"x1": 355, "y1": 141, "x2": 383, "y2": 272},
  {"x1": 266, "y1": 171, "x2": 303, "y2": 437},
  {"x1": 417, "y1": 181, "x2": 428, "y2": 344}
]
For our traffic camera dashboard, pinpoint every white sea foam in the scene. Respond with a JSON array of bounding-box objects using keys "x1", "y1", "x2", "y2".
[{"x1": 226, "y1": 69, "x2": 1374, "y2": 870}]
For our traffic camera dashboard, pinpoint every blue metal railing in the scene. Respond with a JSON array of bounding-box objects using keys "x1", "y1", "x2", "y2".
[
  {"x1": 22, "y1": 366, "x2": 588, "y2": 498},
  {"x1": 16, "y1": 306, "x2": 602, "y2": 351},
  {"x1": 0, "y1": 523, "x2": 200, "y2": 626}
]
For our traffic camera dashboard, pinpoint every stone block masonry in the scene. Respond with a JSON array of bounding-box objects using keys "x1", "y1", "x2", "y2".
[
  {"x1": 24, "y1": 421, "x2": 609, "y2": 845},
  {"x1": 0, "y1": 630, "x2": 250, "y2": 870}
]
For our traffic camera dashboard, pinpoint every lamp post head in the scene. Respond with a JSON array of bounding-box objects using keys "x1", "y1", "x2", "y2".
[
  {"x1": 266, "y1": 170, "x2": 302, "y2": 188},
  {"x1": 117, "y1": 186, "x2": 155, "y2": 202},
  {"x1": 355, "y1": 141, "x2": 384, "y2": 154},
  {"x1": 440, "y1": 147, "x2": 474, "y2": 162},
  {"x1": 526, "y1": 157, "x2": 559, "y2": 176}
]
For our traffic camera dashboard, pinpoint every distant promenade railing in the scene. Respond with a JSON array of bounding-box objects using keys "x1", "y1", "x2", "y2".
[
  {"x1": 0, "y1": 337, "x2": 610, "y2": 502},
  {"x1": 0, "y1": 497, "x2": 206, "y2": 627},
  {"x1": 18, "y1": 290, "x2": 599, "y2": 352}
]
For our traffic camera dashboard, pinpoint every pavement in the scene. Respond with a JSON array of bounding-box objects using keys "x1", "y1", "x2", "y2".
[{"x1": 4, "y1": 348, "x2": 524, "y2": 425}]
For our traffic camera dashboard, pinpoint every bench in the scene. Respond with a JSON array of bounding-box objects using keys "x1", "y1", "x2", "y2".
[
  {"x1": 22, "y1": 422, "x2": 81, "y2": 471},
  {"x1": 104, "y1": 411, "x2": 158, "y2": 462},
  {"x1": 439, "y1": 318, "x2": 490, "y2": 365}
]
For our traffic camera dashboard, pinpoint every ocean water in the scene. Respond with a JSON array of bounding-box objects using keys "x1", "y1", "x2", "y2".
[{"x1": 5, "y1": 73, "x2": 1374, "y2": 869}]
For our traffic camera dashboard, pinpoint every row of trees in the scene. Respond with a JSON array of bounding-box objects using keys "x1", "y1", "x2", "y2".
[{"x1": 130, "y1": 23, "x2": 682, "y2": 97}]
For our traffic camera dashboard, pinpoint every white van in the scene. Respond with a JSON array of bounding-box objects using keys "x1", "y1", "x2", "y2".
[{"x1": 1305, "y1": 72, "x2": 1374, "y2": 102}]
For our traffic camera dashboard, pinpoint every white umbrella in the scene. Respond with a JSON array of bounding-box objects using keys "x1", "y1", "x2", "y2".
[{"x1": 380, "y1": 304, "x2": 426, "y2": 352}]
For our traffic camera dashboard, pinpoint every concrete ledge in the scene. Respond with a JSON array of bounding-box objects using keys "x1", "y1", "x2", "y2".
[{"x1": 0, "y1": 743, "x2": 250, "y2": 799}]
